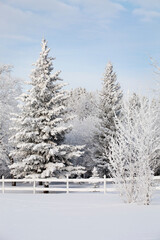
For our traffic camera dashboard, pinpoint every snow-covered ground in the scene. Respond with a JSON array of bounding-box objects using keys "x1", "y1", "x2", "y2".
[{"x1": 1, "y1": 193, "x2": 160, "y2": 240}]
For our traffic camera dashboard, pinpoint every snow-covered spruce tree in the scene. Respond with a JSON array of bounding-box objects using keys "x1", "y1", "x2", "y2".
[
  {"x1": 109, "y1": 95, "x2": 160, "y2": 205},
  {"x1": 0, "y1": 64, "x2": 21, "y2": 178},
  {"x1": 10, "y1": 39, "x2": 84, "y2": 179},
  {"x1": 93, "y1": 62, "x2": 123, "y2": 177}
]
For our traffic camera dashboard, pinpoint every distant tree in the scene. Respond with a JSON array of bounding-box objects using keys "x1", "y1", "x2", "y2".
[
  {"x1": 90, "y1": 167, "x2": 99, "y2": 188},
  {"x1": 0, "y1": 64, "x2": 21, "y2": 177},
  {"x1": 67, "y1": 88, "x2": 98, "y2": 120},
  {"x1": 93, "y1": 62, "x2": 123, "y2": 177},
  {"x1": 91, "y1": 167, "x2": 99, "y2": 178},
  {"x1": 10, "y1": 39, "x2": 84, "y2": 179},
  {"x1": 65, "y1": 116, "x2": 99, "y2": 175},
  {"x1": 65, "y1": 88, "x2": 99, "y2": 175}
]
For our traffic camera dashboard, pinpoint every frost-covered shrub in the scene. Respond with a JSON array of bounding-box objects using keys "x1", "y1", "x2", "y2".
[{"x1": 109, "y1": 95, "x2": 160, "y2": 205}]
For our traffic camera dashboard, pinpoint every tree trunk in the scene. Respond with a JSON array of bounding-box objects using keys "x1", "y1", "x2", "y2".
[{"x1": 44, "y1": 182, "x2": 49, "y2": 194}]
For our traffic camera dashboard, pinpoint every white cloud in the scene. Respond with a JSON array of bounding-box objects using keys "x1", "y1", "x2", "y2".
[
  {"x1": 117, "y1": 0, "x2": 160, "y2": 9},
  {"x1": 0, "y1": 34, "x2": 34, "y2": 42},
  {"x1": 133, "y1": 8, "x2": 160, "y2": 22},
  {"x1": 116, "y1": 0, "x2": 160, "y2": 21},
  {"x1": 130, "y1": 0, "x2": 160, "y2": 10},
  {"x1": 0, "y1": 2, "x2": 44, "y2": 36},
  {"x1": 0, "y1": 1, "x2": 81, "y2": 40},
  {"x1": 0, "y1": 0, "x2": 125, "y2": 40},
  {"x1": 2, "y1": 0, "x2": 78, "y2": 12},
  {"x1": 69, "y1": 0, "x2": 125, "y2": 18},
  {"x1": 68, "y1": 0, "x2": 126, "y2": 30}
]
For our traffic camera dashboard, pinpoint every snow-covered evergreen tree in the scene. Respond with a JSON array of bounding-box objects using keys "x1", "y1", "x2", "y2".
[
  {"x1": 0, "y1": 64, "x2": 21, "y2": 177},
  {"x1": 10, "y1": 39, "x2": 84, "y2": 179},
  {"x1": 109, "y1": 95, "x2": 160, "y2": 205},
  {"x1": 93, "y1": 62, "x2": 123, "y2": 177}
]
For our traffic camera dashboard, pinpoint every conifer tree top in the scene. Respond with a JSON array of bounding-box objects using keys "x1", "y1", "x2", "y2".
[{"x1": 30, "y1": 38, "x2": 58, "y2": 86}]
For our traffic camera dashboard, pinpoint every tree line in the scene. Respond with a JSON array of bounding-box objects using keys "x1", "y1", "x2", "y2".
[{"x1": 0, "y1": 39, "x2": 160, "y2": 204}]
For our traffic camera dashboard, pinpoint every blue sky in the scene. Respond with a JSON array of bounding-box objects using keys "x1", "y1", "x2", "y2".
[{"x1": 0, "y1": 0, "x2": 160, "y2": 95}]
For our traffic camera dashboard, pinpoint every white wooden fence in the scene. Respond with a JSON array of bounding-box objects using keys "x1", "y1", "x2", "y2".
[{"x1": 0, "y1": 175, "x2": 160, "y2": 194}]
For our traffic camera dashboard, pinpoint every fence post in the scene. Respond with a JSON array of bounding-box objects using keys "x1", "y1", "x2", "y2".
[
  {"x1": 33, "y1": 179, "x2": 36, "y2": 194},
  {"x1": 2, "y1": 176, "x2": 4, "y2": 194},
  {"x1": 104, "y1": 175, "x2": 106, "y2": 194},
  {"x1": 66, "y1": 175, "x2": 69, "y2": 194}
]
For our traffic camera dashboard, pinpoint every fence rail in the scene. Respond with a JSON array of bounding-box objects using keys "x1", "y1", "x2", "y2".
[{"x1": 0, "y1": 175, "x2": 160, "y2": 194}]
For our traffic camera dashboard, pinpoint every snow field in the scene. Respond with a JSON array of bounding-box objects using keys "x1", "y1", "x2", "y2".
[{"x1": 0, "y1": 193, "x2": 160, "y2": 240}]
